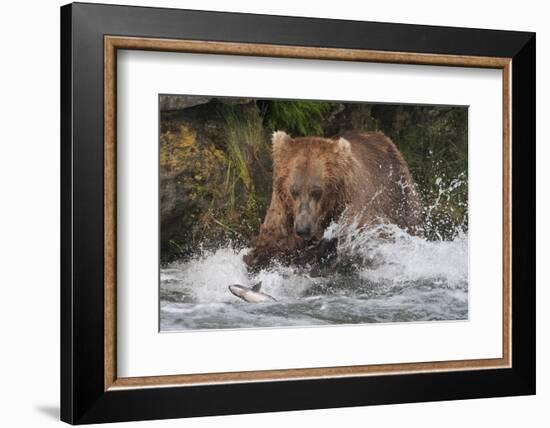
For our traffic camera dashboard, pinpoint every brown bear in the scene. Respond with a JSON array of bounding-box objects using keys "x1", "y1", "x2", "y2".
[{"x1": 243, "y1": 130, "x2": 421, "y2": 269}]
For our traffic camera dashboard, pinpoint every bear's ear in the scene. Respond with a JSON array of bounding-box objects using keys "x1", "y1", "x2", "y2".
[
  {"x1": 335, "y1": 137, "x2": 351, "y2": 155},
  {"x1": 272, "y1": 131, "x2": 291, "y2": 157}
]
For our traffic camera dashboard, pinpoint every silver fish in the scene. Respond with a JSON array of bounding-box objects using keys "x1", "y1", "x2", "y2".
[{"x1": 228, "y1": 283, "x2": 277, "y2": 303}]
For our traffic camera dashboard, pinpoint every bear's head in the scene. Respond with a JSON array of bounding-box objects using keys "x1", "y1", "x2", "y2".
[{"x1": 271, "y1": 131, "x2": 353, "y2": 242}]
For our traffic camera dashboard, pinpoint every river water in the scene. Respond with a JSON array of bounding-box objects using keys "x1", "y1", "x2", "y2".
[{"x1": 160, "y1": 223, "x2": 468, "y2": 331}]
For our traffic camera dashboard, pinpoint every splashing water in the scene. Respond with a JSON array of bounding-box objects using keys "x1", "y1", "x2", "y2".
[
  {"x1": 324, "y1": 221, "x2": 468, "y2": 290},
  {"x1": 160, "y1": 220, "x2": 468, "y2": 331},
  {"x1": 161, "y1": 168, "x2": 469, "y2": 331}
]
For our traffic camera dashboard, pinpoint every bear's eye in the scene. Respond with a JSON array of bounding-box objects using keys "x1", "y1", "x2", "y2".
[
  {"x1": 310, "y1": 189, "x2": 322, "y2": 200},
  {"x1": 290, "y1": 188, "x2": 300, "y2": 199}
]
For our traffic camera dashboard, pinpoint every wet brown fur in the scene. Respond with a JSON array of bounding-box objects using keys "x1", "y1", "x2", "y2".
[{"x1": 243, "y1": 130, "x2": 421, "y2": 268}]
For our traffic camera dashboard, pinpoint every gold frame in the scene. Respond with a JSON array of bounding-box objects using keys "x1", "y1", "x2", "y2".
[{"x1": 104, "y1": 36, "x2": 512, "y2": 391}]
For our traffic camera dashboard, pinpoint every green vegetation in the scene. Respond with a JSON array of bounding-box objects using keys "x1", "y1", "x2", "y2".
[
  {"x1": 160, "y1": 97, "x2": 468, "y2": 262},
  {"x1": 222, "y1": 105, "x2": 272, "y2": 237},
  {"x1": 262, "y1": 100, "x2": 333, "y2": 136}
]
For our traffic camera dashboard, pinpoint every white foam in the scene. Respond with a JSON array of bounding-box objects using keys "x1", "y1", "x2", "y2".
[
  {"x1": 162, "y1": 222, "x2": 468, "y2": 305},
  {"x1": 324, "y1": 222, "x2": 468, "y2": 289},
  {"x1": 163, "y1": 247, "x2": 249, "y2": 303}
]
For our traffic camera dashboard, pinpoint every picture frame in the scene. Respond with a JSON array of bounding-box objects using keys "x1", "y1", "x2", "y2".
[{"x1": 60, "y1": 2, "x2": 535, "y2": 424}]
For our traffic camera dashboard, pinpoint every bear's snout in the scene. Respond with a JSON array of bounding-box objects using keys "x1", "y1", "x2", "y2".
[
  {"x1": 294, "y1": 211, "x2": 316, "y2": 241},
  {"x1": 294, "y1": 197, "x2": 321, "y2": 241},
  {"x1": 295, "y1": 224, "x2": 312, "y2": 240}
]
